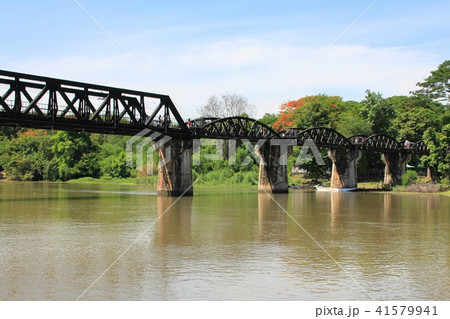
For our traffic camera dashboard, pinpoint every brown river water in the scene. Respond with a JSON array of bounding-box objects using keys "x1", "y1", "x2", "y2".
[{"x1": 0, "y1": 181, "x2": 449, "y2": 300}]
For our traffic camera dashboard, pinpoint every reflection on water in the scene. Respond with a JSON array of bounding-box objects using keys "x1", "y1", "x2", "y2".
[
  {"x1": 257, "y1": 193, "x2": 287, "y2": 242},
  {"x1": 157, "y1": 196, "x2": 192, "y2": 246},
  {"x1": 0, "y1": 181, "x2": 449, "y2": 300}
]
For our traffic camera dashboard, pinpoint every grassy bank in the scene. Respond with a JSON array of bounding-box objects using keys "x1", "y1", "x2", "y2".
[
  {"x1": 193, "y1": 170, "x2": 258, "y2": 186},
  {"x1": 67, "y1": 176, "x2": 158, "y2": 185},
  {"x1": 67, "y1": 171, "x2": 259, "y2": 187},
  {"x1": 6, "y1": 172, "x2": 450, "y2": 195}
]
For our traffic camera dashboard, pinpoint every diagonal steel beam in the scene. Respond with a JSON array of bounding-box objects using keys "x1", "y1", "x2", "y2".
[
  {"x1": 145, "y1": 101, "x2": 163, "y2": 126},
  {"x1": 58, "y1": 90, "x2": 83, "y2": 121},
  {"x1": 21, "y1": 87, "x2": 45, "y2": 116},
  {"x1": 118, "y1": 97, "x2": 138, "y2": 125},
  {"x1": 91, "y1": 95, "x2": 111, "y2": 122},
  {"x1": 23, "y1": 85, "x2": 48, "y2": 115},
  {"x1": 0, "y1": 94, "x2": 12, "y2": 112}
]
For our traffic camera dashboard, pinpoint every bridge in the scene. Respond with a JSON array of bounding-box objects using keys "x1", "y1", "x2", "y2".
[{"x1": 0, "y1": 70, "x2": 428, "y2": 195}]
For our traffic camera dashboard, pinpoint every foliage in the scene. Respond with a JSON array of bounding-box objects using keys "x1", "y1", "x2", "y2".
[
  {"x1": 0, "y1": 127, "x2": 19, "y2": 138},
  {"x1": 273, "y1": 95, "x2": 344, "y2": 130},
  {"x1": 360, "y1": 90, "x2": 396, "y2": 136},
  {"x1": 1, "y1": 130, "x2": 55, "y2": 181},
  {"x1": 388, "y1": 95, "x2": 442, "y2": 141},
  {"x1": 441, "y1": 177, "x2": 450, "y2": 187},
  {"x1": 401, "y1": 170, "x2": 418, "y2": 186},
  {"x1": 52, "y1": 131, "x2": 100, "y2": 180},
  {"x1": 413, "y1": 60, "x2": 450, "y2": 103},
  {"x1": 337, "y1": 100, "x2": 372, "y2": 137},
  {"x1": 0, "y1": 130, "x2": 134, "y2": 181},
  {"x1": 197, "y1": 169, "x2": 258, "y2": 186},
  {"x1": 100, "y1": 152, "x2": 131, "y2": 179},
  {"x1": 422, "y1": 123, "x2": 450, "y2": 179},
  {"x1": 258, "y1": 113, "x2": 279, "y2": 127}
]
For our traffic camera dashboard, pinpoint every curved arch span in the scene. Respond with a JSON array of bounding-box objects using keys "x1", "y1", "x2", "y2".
[
  {"x1": 293, "y1": 127, "x2": 353, "y2": 148},
  {"x1": 197, "y1": 116, "x2": 280, "y2": 139},
  {"x1": 359, "y1": 134, "x2": 403, "y2": 152},
  {"x1": 408, "y1": 140, "x2": 428, "y2": 155}
]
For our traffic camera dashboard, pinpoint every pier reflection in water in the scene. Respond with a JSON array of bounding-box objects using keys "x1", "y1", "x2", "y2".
[
  {"x1": 0, "y1": 182, "x2": 448, "y2": 300},
  {"x1": 257, "y1": 193, "x2": 287, "y2": 242}
]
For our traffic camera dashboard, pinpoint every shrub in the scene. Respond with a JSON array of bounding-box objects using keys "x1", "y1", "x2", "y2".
[
  {"x1": 401, "y1": 170, "x2": 418, "y2": 186},
  {"x1": 441, "y1": 177, "x2": 450, "y2": 188},
  {"x1": 244, "y1": 171, "x2": 258, "y2": 185}
]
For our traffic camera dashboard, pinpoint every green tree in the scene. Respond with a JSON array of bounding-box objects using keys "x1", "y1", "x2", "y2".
[
  {"x1": 100, "y1": 152, "x2": 131, "y2": 178},
  {"x1": 414, "y1": 60, "x2": 450, "y2": 103},
  {"x1": 258, "y1": 113, "x2": 279, "y2": 127},
  {"x1": 52, "y1": 131, "x2": 100, "y2": 180},
  {"x1": 337, "y1": 100, "x2": 372, "y2": 137},
  {"x1": 360, "y1": 90, "x2": 396, "y2": 136},
  {"x1": 388, "y1": 95, "x2": 442, "y2": 141},
  {"x1": 422, "y1": 123, "x2": 450, "y2": 180},
  {"x1": 2, "y1": 130, "x2": 56, "y2": 180}
]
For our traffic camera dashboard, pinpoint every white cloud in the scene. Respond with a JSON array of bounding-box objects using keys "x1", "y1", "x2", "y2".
[
  {"x1": 144, "y1": 39, "x2": 441, "y2": 116},
  {"x1": 5, "y1": 38, "x2": 443, "y2": 119}
]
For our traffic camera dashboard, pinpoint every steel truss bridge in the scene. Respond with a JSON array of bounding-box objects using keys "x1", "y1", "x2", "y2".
[{"x1": 0, "y1": 70, "x2": 427, "y2": 155}]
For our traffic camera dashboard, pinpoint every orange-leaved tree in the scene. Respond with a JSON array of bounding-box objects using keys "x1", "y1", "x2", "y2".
[{"x1": 273, "y1": 95, "x2": 344, "y2": 131}]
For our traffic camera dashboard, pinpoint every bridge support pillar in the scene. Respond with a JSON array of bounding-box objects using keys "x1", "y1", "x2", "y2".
[
  {"x1": 156, "y1": 138, "x2": 193, "y2": 196},
  {"x1": 256, "y1": 143, "x2": 289, "y2": 193},
  {"x1": 381, "y1": 152, "x2": 411, "y2": 186},
  {"x1": 327, "y1": 149, "x2": 361, "y2": 188}
]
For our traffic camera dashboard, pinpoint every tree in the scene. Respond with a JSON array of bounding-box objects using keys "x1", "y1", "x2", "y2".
[
  {"x1": 422, "y1": 123, "x2": 450, "y2": 180},
  {"x1": 273, "y1": 95, "x2": 344, "y2": 130},
  {"x1": 388, "y1": 95, "x2": 442, "y2": 141},
  {"x1": 360, "y1": 90, "x2": 396, "y2": 136},
  {"x1": 258, "y1": 113, "x2": 279, "y2": 127},
  {"x1": 337, "y1": 100, "x2": 372, "y2": 137},
  {"x1": 2, "y1": 130, "x2": 56, "y2": 181},
  {"x1": 198, "y1": 93, "x2": 256, "y2": 118},
  {"x1": 413, "y1": 60, "x2": 450, "y2": 103},
  {"x1": 52, "y1": 131, "x2": 100, "y2": 180}
]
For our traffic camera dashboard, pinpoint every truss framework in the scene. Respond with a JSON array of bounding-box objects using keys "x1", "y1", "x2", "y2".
[{"x1": 0, "y1": 70, "x2": 188, "y2": 137}]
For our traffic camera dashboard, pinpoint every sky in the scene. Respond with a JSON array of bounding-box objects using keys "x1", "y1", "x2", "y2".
[{"x1": 1, "y1": 0, "x2": 449, "y2": 118}]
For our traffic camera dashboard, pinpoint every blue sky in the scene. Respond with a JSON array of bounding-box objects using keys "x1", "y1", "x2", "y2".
[{"x1": 1, "y1": 0, "x2": 449, "y2": 118}]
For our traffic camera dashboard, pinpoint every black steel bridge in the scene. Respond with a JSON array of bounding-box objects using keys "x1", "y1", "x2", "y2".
[
  {"x1": 0, "y1": 70, "x2": 428, "y2": 155},
  {"x1": 0, "y1": 69, "x2": 430, "y2": 194}
]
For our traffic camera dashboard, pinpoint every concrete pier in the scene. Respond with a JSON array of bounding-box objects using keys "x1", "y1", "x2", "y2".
[
  {"x1": 156, "y1": 138, "x2": 193, "y2": 196},
  {"x1": 327, "y1": 149, "x2": 361, "y2": 188},
  {"x1": 381, "y1": 152, "x2": 411, "y2": 186},
  {"x1": 256, "y1": 142, "x2": 289, "y2": 193}
]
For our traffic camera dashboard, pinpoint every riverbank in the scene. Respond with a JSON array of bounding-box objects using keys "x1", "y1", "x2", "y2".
[
  {"x1": 66, "y1": 176, "x2": 259, "y2": 191},
  {"x1": 2, "y1": 176, "x2": 449, "y2": 195},
  {"x1": 67, "y1": 176, "x2": 158, "y2": 185}
]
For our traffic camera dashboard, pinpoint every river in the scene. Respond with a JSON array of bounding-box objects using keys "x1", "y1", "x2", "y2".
[{"x1": 0, "y1": 181, "x2": 449, "y2": 300}]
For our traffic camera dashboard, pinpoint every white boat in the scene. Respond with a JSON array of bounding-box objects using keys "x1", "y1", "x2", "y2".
[{"x1": 315, "y1": 185, "x2": 358, "y2": 192}]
